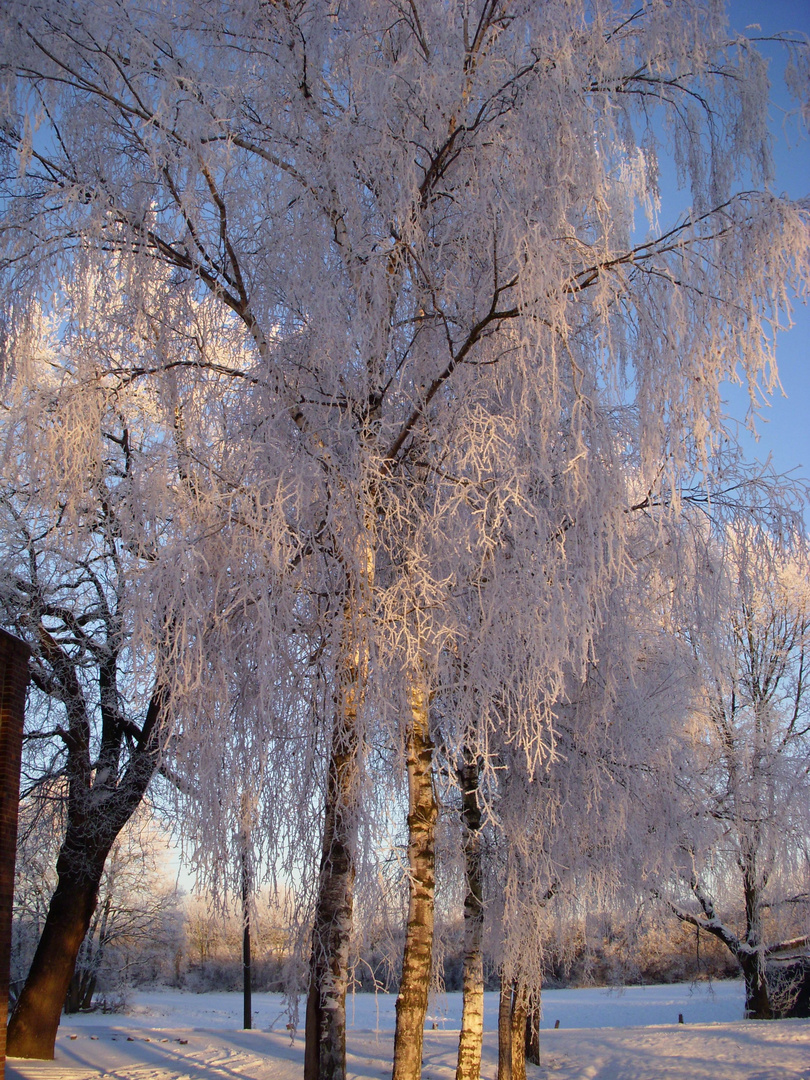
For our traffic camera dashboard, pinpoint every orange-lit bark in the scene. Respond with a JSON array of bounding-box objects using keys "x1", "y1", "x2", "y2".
[{"x1": 497, "y1": 976, "x2": 529, "y2": 1080}]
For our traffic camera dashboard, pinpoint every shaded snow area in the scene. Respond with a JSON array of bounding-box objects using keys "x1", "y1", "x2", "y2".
[{"x1": 7, "y1": 983, "x2": 810, "y2": 1080}]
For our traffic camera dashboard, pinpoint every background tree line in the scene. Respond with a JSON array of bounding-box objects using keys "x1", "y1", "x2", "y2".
[{"x1": 8, "y1": 803, "x2": 751, "y2": 1009}]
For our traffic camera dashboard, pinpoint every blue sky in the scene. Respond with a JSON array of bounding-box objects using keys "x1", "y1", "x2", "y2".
[{"x1": 719, "y1": 1, "x2": 810, "y2": 483}]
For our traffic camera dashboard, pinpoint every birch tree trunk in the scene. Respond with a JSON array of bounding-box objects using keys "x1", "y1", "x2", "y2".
[
  {"x1": 304, "y1": 690, "x2": 361, "y2": 1080},
  {"x1": 456, "y1": 754, "x2": 484, "y2": 1080},
  {"x1": 392, "y1": 673, "x2": 437, "y2": 1080},
  {"x1": 497, "y1": 977, "x2": 530, "y2": 1080},
  {"x1": 497, "y1": 974, "x2": 513, "y2": 1080},
  {"x1": 510, "y1": 983, "x2": 529, "y2": 1080},
  {"x1": 305, "y1": 539, "x2": 372, "y2": 1080}
]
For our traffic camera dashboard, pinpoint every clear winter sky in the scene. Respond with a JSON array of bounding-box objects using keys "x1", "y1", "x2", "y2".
[{"x1": 718, "y1": 0, "x2": 809, "y2": 484}]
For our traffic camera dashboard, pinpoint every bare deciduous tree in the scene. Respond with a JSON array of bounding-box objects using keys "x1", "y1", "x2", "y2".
[{"x1": 667, "y1": 529, "x2": 810, "y2": 1019}]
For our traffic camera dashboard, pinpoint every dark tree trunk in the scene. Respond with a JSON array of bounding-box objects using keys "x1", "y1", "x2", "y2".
[
  {"x1": 456, "y1": 753, "x2": 484, "y2": 1080},
  {"x1": 242, "y1": 870, "x2": 252, "y2": 1030},
  {"x1": 525, "y1": 992, "x2": 541, "y2": 1066},
  {"x1": 80, "y1": 974, "x2": 97, "y2": 1013},
  {"x1": 65, "y1": 968, "x2": 97, "y2": 1015},
  {"x1": 305, "y1": 541, "x2": 373, "y2": 1080},
  {"x1": 392, "y1": 678, "x2": 437, "y2": 1080},
  {"x1": 64, "y1": 965, "x2": 90, "y2": 1015},
  {"x1": 7, "y1": 843, "x2": 106, "y2": 1057},
  {"x1": 673, "y1": 895, "x2": 775, "y2": 1022},
  {"x1": 7, "y1": 686, "x2": 165, "y2": 1059},
  {"x1": 741, "y1": 873, "x2": 772, "y2": 1020},
  {"x1": 304, "y1": 734, "x2": 358, "y2": 1080},
  {"x1": 242, "y1": 916, "x2": 252, "y2": 1030},
  {"x1": 741, "y1": 953, "x2": 773, "y2": 1020},
  {"x1": 65, "y1": 893, "x2": 110, "y2": 1014}
]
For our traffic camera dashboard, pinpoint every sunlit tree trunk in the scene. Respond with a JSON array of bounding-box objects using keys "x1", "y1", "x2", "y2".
[
  {"x1": 456, "y1": 752, "x2": 484, "y2": 1080},
  {"x1": 392, "y1": 670, "x2": 437, "y2": 1080},
  {"x1": 497, "y1": 973, "x2": 513, "y2": 1080},
  {"x1": 498, "y1": 976, "x2": 530, "y2": 1080},
  {"x1": 9, "y1": 831, "x2": 110, "y2": 1055},
  {"x1": 510, "y1": 982, "x2": 528, "y2": 1080}
]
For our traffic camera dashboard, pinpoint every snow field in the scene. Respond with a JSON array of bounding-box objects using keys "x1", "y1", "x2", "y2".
[{"x1": 6, "y1": 982, "x2": 810, "y2": 1080}]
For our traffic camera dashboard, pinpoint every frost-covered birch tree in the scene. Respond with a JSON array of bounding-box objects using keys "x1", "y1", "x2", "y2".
[
  {"x1": 1, "y1": 1, "x2": 808, "y2": 1074},
  {"x1": 479, "y1": 537, "x2": 695, "y2": 1080}
]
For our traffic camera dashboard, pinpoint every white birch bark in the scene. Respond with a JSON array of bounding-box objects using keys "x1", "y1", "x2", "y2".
[
  {"x1": 392, "y1": 668, "x2": 438, "y2": 1080},
  {"x1": 456, "y1": 753, "x2": 485, "y2": 1080},
  {"x1": 306, "y1": 522, "x2": 375, "y2": 1080}
]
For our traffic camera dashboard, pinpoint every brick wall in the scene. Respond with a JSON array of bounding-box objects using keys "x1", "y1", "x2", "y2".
[{"x1": 0, "y1": 629, "x2": 30, "y2": 1077}]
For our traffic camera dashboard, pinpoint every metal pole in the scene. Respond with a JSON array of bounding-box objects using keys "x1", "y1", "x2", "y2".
[{"x1": 241, "y1": 836, "x2": 252, "y2": 1030}]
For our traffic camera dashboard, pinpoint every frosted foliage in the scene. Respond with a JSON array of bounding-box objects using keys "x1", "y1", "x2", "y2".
[
  {"x1": 0, "y1": 268, "x2": 324, "y2": 898},
  {"x1": 472, "y1": 524, "x2": 697, "y2": 990},
  {"x1": 0, "y1": 0, "x2": 808, "y2": 914},
  {"x1": 0, "y1": 292, "x2": 180, "y2": 719}
]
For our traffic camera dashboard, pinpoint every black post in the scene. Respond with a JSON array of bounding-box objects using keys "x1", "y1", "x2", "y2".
[
  {"x1": 241, "y1": 833, "x2": 252, "y2": 1030},
  {"x1": 243, "y1": 910, "x2": 252, "y2": 1030}
]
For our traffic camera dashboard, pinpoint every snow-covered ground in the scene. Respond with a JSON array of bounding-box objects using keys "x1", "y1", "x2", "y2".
[{"x1": 6, "y1": 982, "x2": 809, "y2": 1080}]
